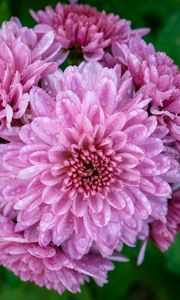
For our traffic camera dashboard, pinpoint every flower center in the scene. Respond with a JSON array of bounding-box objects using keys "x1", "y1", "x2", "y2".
[{"x1": 63, "y1": 147, "x2": 115, "y2": 196}]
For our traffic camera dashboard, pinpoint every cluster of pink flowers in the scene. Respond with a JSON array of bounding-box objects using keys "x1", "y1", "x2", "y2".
[{"x1": 0, "y1": 0, "x2": 179, "y2": 295}]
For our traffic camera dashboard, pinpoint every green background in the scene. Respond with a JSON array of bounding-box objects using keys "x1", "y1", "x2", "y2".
[{"x1": 0, "y1": 0, "x2": 180, "y2": 299}]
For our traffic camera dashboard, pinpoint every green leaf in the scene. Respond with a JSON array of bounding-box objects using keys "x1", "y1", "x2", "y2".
[
  {"x1": 73, "y1": 285, "x2": 92, "y2": 300},
  {"x1": 0, "y1": 0, "x2": 11, "y2": 23},
  {"x1": 165, "y1": 233, "x2": 180, "y2": 275},
  {"x1": 0, "y1": 280, "x2": 70, "y2": 300},
  {"x1": 97, "y1": 262, "x2": 137, "y2": 300},
  {"x1": 155, "y1": 10, "x2": 180, "y2": 66}
]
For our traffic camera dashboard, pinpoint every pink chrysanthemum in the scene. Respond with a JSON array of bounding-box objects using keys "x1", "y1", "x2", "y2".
[
  {"x1": 31, "y1": 2, "x2": 149, "y2": 62},
  {"x1": 110, "y1": 38, "x2": 180, "y2": 147},
  {"x1": 0, "y1": 18, "x2": 58, "y2": 131},
  {"x1": 0, "y1": 62, "x2": 177, "y2": 260},
  {"x1": 150, "y1": 190, "x2": 180, "y2": 251},
  {"x1": 0, "y1": 215, "x2": 113, "y2": 294}
]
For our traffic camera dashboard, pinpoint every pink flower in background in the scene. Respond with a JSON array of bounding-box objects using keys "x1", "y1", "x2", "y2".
[
  {"x1": 0, "y1": 18, "x2": 58, "y2": 132},
  {"x1": 31, "y1": 2, "x2": 149, "y2": 62},
  {"x1": 0, "y1": 215, "x2": 113, "y2": 294},
  {"x1": 0, "y1": 17, "x2": 62, "y2": 63},
  {"x1": 150, "y1": 190, "x2": 180, "y2": 251},
  {"x1": 110, "y1": 38, "x2": 180, "y2": 147},
  {"x1": 0, "y1": 62, "x2": 177, "y2": 261}
]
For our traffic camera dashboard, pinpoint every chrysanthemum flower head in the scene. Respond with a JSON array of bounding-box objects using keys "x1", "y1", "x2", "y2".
[
  {"x1": 0, "y1": 62, "x2": 177, "y2": 261},
  {"x1": 0, "y1": 18, "x2": 58, "y2": 132},
  {"x1": 0, "y1": 215, "x2": 113, "y2": 294},
  {"x1": 150, "y1": 190, "x2": 180, "y2": 251},
  {"x1": 31, "y1": 2, "x2": 149, "y2": 62},
  {"x1": 110, "y1": 38, "x2": 180, "y2": 147}
]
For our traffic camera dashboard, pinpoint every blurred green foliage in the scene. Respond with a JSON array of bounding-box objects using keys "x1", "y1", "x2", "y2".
[{"x1": 0, "y1": 0, "x2": 180, "y2": 299}]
